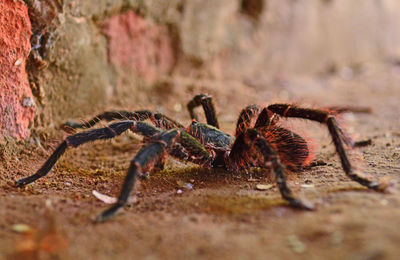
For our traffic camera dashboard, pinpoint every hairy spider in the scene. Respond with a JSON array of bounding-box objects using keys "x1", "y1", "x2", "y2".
[{"x1": 15, "y1": 94, "x2": 386, "y2": 221}]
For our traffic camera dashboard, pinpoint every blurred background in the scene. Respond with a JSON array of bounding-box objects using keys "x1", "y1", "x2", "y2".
[{"x1": 1, "y1": 0, "x2": 400, "y2": 140}]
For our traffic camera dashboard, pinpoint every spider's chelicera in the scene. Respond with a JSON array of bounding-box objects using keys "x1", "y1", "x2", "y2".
[{"x1": 15, "y1": 94, "x2": 386, "y2": 221}]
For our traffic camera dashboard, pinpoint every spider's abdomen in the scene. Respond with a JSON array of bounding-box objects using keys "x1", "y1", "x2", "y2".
[{"x1": 259, "y1": 126, "x2": 312, "y2": 170}]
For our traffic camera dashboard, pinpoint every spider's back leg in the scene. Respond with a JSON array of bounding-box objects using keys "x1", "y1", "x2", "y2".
[
  {"x1": 64, "y1": 110, "x2": 183, "y2": 131},
  {"x1": 229, "y1": 128, "x2": 314, "y2": 210},
  {"x1": 267, "y1": 104, "x2": 386, "y2": 191},
  {"x1": 15, "y1": 121, "x2": 162, "y2": 187}
]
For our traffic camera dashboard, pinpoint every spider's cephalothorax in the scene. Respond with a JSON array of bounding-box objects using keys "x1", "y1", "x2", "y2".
[{"x1": 15, "y1": 94, "x2": 387, "y2": 221}]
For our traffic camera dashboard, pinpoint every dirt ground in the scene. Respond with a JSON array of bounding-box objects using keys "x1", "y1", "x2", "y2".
[{"x1": 1, "y1": 64, "x2": 400, "y2": 260}]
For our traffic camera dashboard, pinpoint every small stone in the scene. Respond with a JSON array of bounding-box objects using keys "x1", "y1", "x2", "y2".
[
  {"x1": 174, "y1": 103, "x2": 182, "y2": 112},
  {"x1": 45, "y1": 199, "x2": 52, "y2": 208},
  {"x1": 177, "y1": 180, "x2": 193, "y2": 190},
  {"x1": 330, "y1": 231, "x2": 343, "y2": 245},
  {"x1": 14, "y1": 58, "x2": 23, "y2": 66},
  {"x1": 12, "y1": 224, "x2": 32, "y2": 233},
  {"x1": 177, "y1": 189, "x2": 183, "y2": 194},
  {"x1": 287, "y1": 235, "x2": 306, "y2": 253},
  {"x1": 22, "y1": 97, "x2": 35, "y2": 108},
  {"x1": 380, "y1": 199, "x2": 389, "y2": 206}
]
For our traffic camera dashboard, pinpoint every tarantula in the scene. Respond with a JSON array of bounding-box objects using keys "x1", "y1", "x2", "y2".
[{"x1": 15, "y1": 94, "x2": 386, "y2": 221}]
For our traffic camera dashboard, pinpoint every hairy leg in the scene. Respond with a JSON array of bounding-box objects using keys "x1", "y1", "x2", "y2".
[
  {"x1": 97, "y1": 129, "x2": 181, "y2": 221},
  {"x1": 64, "y1": 110, "x2": 183, "y2": 130},
  {"x1": 235, "y1": 104, "x2": 260, "y2": 137},
  {"x1": 187, "y1": 94, "x2": 219, "y2": 128},
  {"x1": 98, "y1": 128, "x2": 213, "y2": 221},
  {"x1": 326, "y1": 105, "x2": 372, "y2": 114},
  {"x1": 267, "y1": 104, "x2": 386, "y2": 191},
  {"x1": 230, "y1": 128, "x2": 313, "y2": 210},
  {"x1": 15, "y1": 121, "x2": 162, "y2": 186}
]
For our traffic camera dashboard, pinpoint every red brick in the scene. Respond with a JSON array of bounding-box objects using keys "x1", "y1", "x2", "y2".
[
  {"x1": 103, "y1": 11, "x2": 175, "y2": 82},
  {"x1": 0, "y1": 0, "x2": 34, "y2": 140}
]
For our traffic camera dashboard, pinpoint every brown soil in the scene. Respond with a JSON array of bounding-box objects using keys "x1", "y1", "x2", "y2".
[{"x1": 1, "y1": 66, "x2": 400, "y2": 259}]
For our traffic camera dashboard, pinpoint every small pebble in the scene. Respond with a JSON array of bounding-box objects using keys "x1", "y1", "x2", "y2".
[
  {"x1": 177, "y1": 189, "x2": 183, "y2": 194},
  {"x1": 380, "y1": 199, "x2": 389, "y2": 206},
  {"x1": 287, "y1": 235, "x2": 306, "y2": 253},
  {"x1": 330, "y1": 231, "x2": 343, "y2": 245},
  {"x1": 177, "y1": 180, "x2": 193, "y2": 190},
  {"x1": 22, "y1": 97, "x2": 35, "y2": 108},
  {"x1": 12, "y1": 224, "x2": 32, "y2": 233},
  {"x1": 14, "y1": 58, "x2": 22, "y2": 66},
  {"x1": 174, "y1": 103, "x2": 182, "y2": 112}
]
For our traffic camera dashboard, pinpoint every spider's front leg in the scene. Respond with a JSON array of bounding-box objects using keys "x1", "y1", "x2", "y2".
[
  {"x1": 187, "y1": 94, "x2": 220, "y2": 128},
  {"x1": 235, "y1": 104, "x2": 260, "y2": 137},
  {"x1": 97, "y1": 129, "x2": 181, "y2": 222},
  {"x1": 267, "y1": 104, "x2": 387, "y2": 191}
]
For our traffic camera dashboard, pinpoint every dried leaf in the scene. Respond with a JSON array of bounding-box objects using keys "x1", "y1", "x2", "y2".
[
  {"x1": 92, "y1": 190, "x2": 137, "y2": 204},
  {"x1": 255, "y1": 184, "x2": 273, "y2": 191},
  {"x1": 92, "y1": 190, "x2": 117, "y2": 204}
]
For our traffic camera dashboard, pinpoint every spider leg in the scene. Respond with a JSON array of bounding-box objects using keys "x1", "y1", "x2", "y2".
[
  {"x1": 231, "y1": 129, "x2": 313, "y2": 210},
  {"x1": 254, "y1": 138, "x2": 314, "y2": 210},
  {"x1": 267, "y1": 104, "x2": 385, "y2": 191},
  {"x1": 253, "y1": 107, "x2": 280, "y2": 128},
  {"x1": 97, "y1": 129, "x2": 212, "y2": 221},
  {"x1": 64, "y1": 110, "x2": 183, "y2": 130},
  {"x1": 15, "y1": 121, "x2": 162, "y2": 187},
  {"x1": 150, "y1": 130, "x2": 213, "y2": 174},
  {"x1": 235, "y1": 104, "x2": 260, "y2": 137},
  {"x1": 326, "y1": 105, "x2": 372, "y2": 114},
  {"x1": 187, "y1": 94, "x2": 219, "y2": 128},
  {"x1": 97, "y1": 129, "x2": 180, "y2": 222}
]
